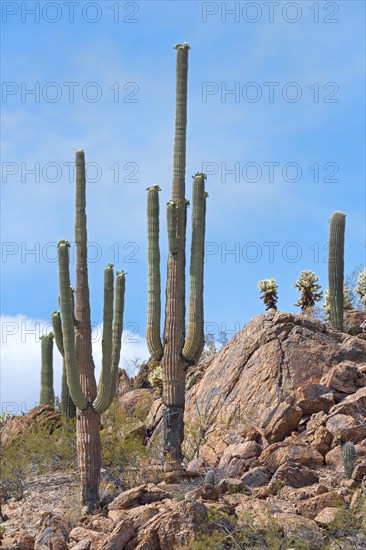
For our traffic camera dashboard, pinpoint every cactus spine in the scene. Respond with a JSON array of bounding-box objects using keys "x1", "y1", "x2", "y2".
[
  {"x1": 52, "y1": 308, "x2": 76, "y2": 418},
  {"x1": 57, "y1": 150, "x2": 125, "y2": 511},
  {"x1": 328, "y1": 211, "x2": 346, "y2": 331},
  {"x1": 146, "y1": 45, "x2": 207, "y2": 473},
  {"x1": 39, "y1": 333, "x2": 55, "y2": 406},
  {"x1": 343, "y1": 441, "x2": 356, "y2": 478}
]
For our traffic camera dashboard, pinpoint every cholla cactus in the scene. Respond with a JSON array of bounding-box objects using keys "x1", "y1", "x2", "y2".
[
  {"x1": 147, "y1": 364, "x2": 163, "y2": 394},
  {"x1": 343, "y1": 441, "x2": 356, "y2": 478},
  {"x1": 355, "y1": 267, "x2": 366, "y2": 309},
  {"x1": 323, "y1": 286, "x2": 353, "y2": 317},
  {"x1": 293, "y1": 270, "x2": 323, "y2": 313},
  {"x1": 258, "y1": 278, "x2": 278, "y2": 311}
]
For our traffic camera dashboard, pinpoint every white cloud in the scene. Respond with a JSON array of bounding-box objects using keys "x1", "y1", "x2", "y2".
[{"x1": 0, "y1": 314, "x2": 149, "y2": 415}]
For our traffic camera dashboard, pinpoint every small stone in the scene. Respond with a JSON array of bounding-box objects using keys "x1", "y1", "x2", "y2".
[{"x1": 314, "y1": 507, "x2": 340, "y2": 525}]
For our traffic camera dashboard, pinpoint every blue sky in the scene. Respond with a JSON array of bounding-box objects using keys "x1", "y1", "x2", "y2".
[{"x1": 1, "y1": 1, "x2": 365, "y2": 412}]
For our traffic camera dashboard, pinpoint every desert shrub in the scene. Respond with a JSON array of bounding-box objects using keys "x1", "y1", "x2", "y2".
[
  {"x1": 101, "y1": 399, "x2": 163, "y2": 490},
  {"x1": 0, "y1": 418, "x2": 76, "y2": 501},
  {"x1": 324, "y1": 493, "x2": 366, "y2": 549},
  {"x1": 192, "y1": 509, "x2": 325, "y2": 550},
  {"x1": 0, "y1": 523, "x2": 5, "y2": 542},
  {"x1": 0, "y1": 413, "x2": 10, "y2": 430}
]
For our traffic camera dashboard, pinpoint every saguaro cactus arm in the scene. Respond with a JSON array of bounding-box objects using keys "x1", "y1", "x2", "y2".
[
  {"x1": 93, "y1": 264, "x2": 114, "y2": 414},
  {"x1": 52, "y1": 311, "x2": 65, "y2": 356},
  {"x1": 183, "y1": 173, "x2": 207, "y2": 362},
  {"x1": 172, "y1": 43, "x2": 189, "y2": 202},
  {"x1": 57, "y1": 240, "x2": 88, "y2": 410},
  {"x1": 52, "y1": 308, "x2": 76, "y2": 418},
  {"x1": 328, "y1": 211, "x2": 346, "y2": 330},
  {"x1": 109, "y1": 270, "x2": 125, "y2": 403},
  {"x1": 40, "y1": 333, "x2": 55, "y2": 405},
  {"x1": 146, "y1": 185, "x2": 163, "y2": 360}
]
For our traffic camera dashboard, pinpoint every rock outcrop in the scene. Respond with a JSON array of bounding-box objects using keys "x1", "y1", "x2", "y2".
[{"x1": 2, "y1": 310, "x2": 366, "y2": 549}]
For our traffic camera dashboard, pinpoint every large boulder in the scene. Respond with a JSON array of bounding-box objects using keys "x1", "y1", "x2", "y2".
[
  {"x1": 218, "y1": 441, "x2": 261, "y2": 476},
  {"x1": 259, "y1": 440, "x2": 324, "y2": 474},
  {"x1": 181, "y1": 312, "x2": 366, "y2": 457}
]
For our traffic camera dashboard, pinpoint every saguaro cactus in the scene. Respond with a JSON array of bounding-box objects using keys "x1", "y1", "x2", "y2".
[
  {"x1": 146, "y1": 44, "x2": 208, "y2": 473},
  {"x1": 57, "y1": 150, "x2": 125, "y2": 511},
  {"x1": 52, "y1": 307, "x2": 76, "y2": 418},
  {"x1": 328, "y1": 211, "x2": 346, "y2": 330},
  {"x1": 343, "y1": 441, "x2": 356, "y2": 478},
  {"x1": 39, "y1": 333, "x2": 55, "y2": 406}
]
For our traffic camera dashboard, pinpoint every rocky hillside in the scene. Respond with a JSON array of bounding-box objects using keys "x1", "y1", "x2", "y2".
[{"x1": 1, "y1": 311, "x2": 366, "y2": 549}]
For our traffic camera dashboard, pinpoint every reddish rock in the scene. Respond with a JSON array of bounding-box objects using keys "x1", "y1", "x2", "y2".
[
  {"x1": 145, "y1": 312, "x2": 366, "y2": 463},
  {"x1": 295, "y1": 383, "x2": 334, "y2": 415},
  {"x1": 17, "y1": 532, "x2": 35, "y2": 550},
  {"x1": 71, "y1": 541, "x2": 91, "y2": 550},
  {"x1": 217, "y1": 478, "x2": 246, "y2": 495},
  {"x1": 259, "y1": 441, "x2": 324, "y2": 473},
  {"x1": 125, "y1": 500, "x2": 207, "y2": 550},
  {"x1": 344, "y1": 309, "x2": 366, "y2": 336},
  {"x1": 68, "y1": 527, "x2": 103, "y2": 548},
  {"x1": 108, "y1": 484, "x2": 170, "y2": 511},
  {"x1": 70, "y1": 542, "x2": 91, "y2": 550},
  {"x1": 99, "y1": 513, "x2": 135, "y2": 550},
  {"x1": 262, "y1": 401, "x2": 302, "y2": 444},
  {"x1": 34, "y1": 514, "x2": 71, "y2": 550},
  {"x1": 218, "y1": 441, "x2": 261, "y2": 476},
  {"x1": 329, "y1": 387, "x2": 366, "y2": 417},
  {"x1": 325, "y1": 445, "x2": 344, "y2": 471},
  {"x1": 241, "y1": 467, "x2": 272, "y2": 488},
  {"x1": 322, "y1": 363, "x2": 366, "y2": 400},
  {"x1": 314, "y1": 507, "x2": 340, "y2": 525},
  {"x1": 352, "y1": 462, "x2": 366, "y2": 481},
  {"x1": 297, "y1": 492, "x2": 345, "y2": 519},
  {"x1": 187, "y1": 457, "x2": 207, "y2": 472},
  {"x1": 310, "y1": 426, "x2": 333, "y2": 456},
  {"x1": 78, "y1": 515, "x2": 114, "y2": 534},
  {"x1": 326, "y1": 413, "x2": 366, "y2": 444},
  {"x1": 117, "y1": 368, "x2": 133, "y2": 396},
  {"x1": 269, "y1": 463, "x2": 319, "y2": 489}
]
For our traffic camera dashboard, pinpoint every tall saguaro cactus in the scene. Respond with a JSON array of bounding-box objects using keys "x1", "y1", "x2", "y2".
[
  {"x1": 57, "y1": 150, "x2": 125, "y2": 511},
  {"x1": 146, "y1": 44, "x2": 208, "y2": 473},
  {"x1": 52, "y1": 307, "x2": 76, "y2": 418},
  {"x1": 328, "y1": 211, "x2": 346, "y2": 331},
  {"x1": 39, "y1": 333, "x2": 55, "y2": 406}
]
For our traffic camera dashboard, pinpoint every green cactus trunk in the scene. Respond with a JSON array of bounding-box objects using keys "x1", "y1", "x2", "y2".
[
  {"x1": 52, "y1": 310, "x2": 76, "y2": 418},
  {"x1": 61, "y1": 365, "x2": 76, "y2": 418},
  {"x1": 343, "y1": 441, "x2": 356, "y2": 478},
  {"x1": 328, "y1": 212, "x2": 346, "y2": 331},
  {"x1": 147, "y1": 186, "x2": 163, "y2": 361},
  {"x1": 161, "y1": 44, "x2": 190, "y2": 472},
  {"x1": 146, "y1": 45, "x2": 207, "y2": 474},
  {"x1": 57, "y1": 150, "x2": 125, "y2": 511},
  {"x1": 40, "y1": 334, "x2": 55, "y2": 406}
]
